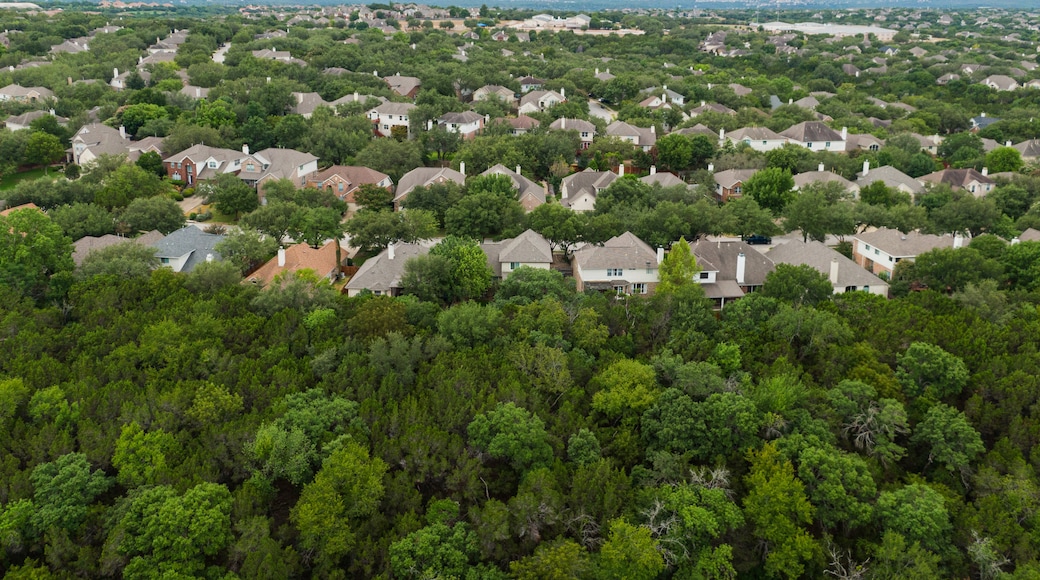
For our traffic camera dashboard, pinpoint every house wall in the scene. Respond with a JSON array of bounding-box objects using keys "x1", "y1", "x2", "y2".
[
  {"x1": 728, "y1": 138, "x2": 788, "y2": 152},
  {"x1": 853, "y1": 239, "x2": 899, "y2": 278},
  {"x1": 565, "y1": 192, "x2": 597, "y2": 212},
  {"x1": 158, "y1": 252, "x2": 191, "y2": 273},
  {"x1": 833, "y1": 283, "x2": 889, "y2": 296},
  {"x1": 576, "y1": 266, "x2": 659, "y2": 294},
  {"x1": 166, "y1": 159, "x2": 198, "y2": 184},
  {"x1": 501, "y1": 261, "x2": 550, "y2": 278}
]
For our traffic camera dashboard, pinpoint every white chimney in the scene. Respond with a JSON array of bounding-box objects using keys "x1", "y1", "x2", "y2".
[
  {"x1": 736, "y1": 253, "x2": 746, "y2": 285},
  {"x1": 818, "y1": 163, "x2": 825, "y2": 172},
  {"x1": 789, "y1": 98, "x2": 793, "y2": 104},
  {"x1": 516, "y1": 165, "x2": 522, "y2": 175},
  {"x1": 296, "y1": 93, "x2": 303, "y2": 104},
  {"x1": 829, "y1": 258, "x2": 839, "y2": 285},
  {"x1": 1012, "y1": 237, "x2": 1021, "y2": 245},
  {"x1": 388, "y1": 243, "x2": 395, "y2": 260},
  {"x1": 954, "y1": 233, "x2": 965, "y2": 248},
  {"x1": 650, "y1": 165, "x2": 657, "y2": 175},
  {"x1": 618, "y1": 164, "x2": 625, "y2": 177},
  {"x1": 982, "y1": 167, "x2": 989, "y2": 176},
  {"x1": 657, "y1": 246, "x2": 665, "y2": 264},
  {"x1": 196, "y1": 87, "x2": 201, "y2": 98},
  {"x1": 560, "y1": 87, "x2": 565, "y2": 98},
  {"x1": 49, "y1": 108, "x2": 54, "y2": 115},
  {"x1": 266, "y1": 77, "x2": 271, "y2": 83},
  {"x1": 374, "y1": 70, "x2": 378, "y2": 76},
  {"x1": 113, "y1": 67, "x2": 119, "y2": 79},
  {"x1": 354, "y1": 90, "x2": 359, "y2": 100},
  {"x1": 206, "y1": 253, "x2": 214, "y2": 263},
  {"x1": 561, "y1": 118, "x2": 566, "y2": 129},
  {"x1": 459, "y1": 161, "x2": 466, "y2": 176},
  {"x1": 650, "y1": 125, "x2": 656, "y2": 134},
  {"x1": 595, "y1": 67, "x2": 599, "y2": 75},
  {"x1": 719, "y1": 128, "x2": 725, "y2": 140},
  {"x1": 663, "y1": 84, "x2": 668, "y2": 92},
  {"x1": 701, "y1": 100, "x2": 706, "y2": 107},
  {"x1": 862, "y1": 160, "x2": 870, "y2": 175},
  {"x1": 981, "y1": 112, "x2": 987, "y2": 118},
  {"x1": 242, "y1": 144, "x2": 249, "y2": 155},
  {"x1": 427, "y1": 119, "x2": 433, "y2": 130},
  {"x1": 277, "y1": 247, "x2": 286, "y2": 267},
  {"x1": 119, "y1": 125, "x2": 126, "y2": 139},
  {"x1": 841, "y1": 126, "x2": 848, "y2": 140},
  {"x1": 1006, "y1": 140, "x2": 1013, "y2": 147},
  {"x1": 138, "y1": 55, "x2": 143, "y2": 64},
  {"x1": 708, "y1": 163, "x2": 714, "y2": 172}
]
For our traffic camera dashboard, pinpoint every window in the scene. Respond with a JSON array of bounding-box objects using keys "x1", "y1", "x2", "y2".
[
  {"x1": 606, "y1": 268, "x2": 624, "y2": 277},
  {"x1": 509, "y1": 262, "x2": 520, "y2": 270},
  {"x1": 338, "y1": 183, "x2": 344, "y2": 191},
  {"x1": 735, "y1": 186, "x2": 742, "y2": 194},
  {"x1": 845, "y1": 285, "x2": 857, "y2": 292},
  {"x1": 863, "y1": 285, "x2": 870, "y2": 292},
  {"x1": 632, "y1": 283, "x2": 647, "y2": 294},
  {"x1": 864, "y1": 244, "x2": 871, "y2": 251},
  {"x1": 874, "y1": 249, "x2": 879, "y2": 255},
  {"x1": 383, "y1": 124, "x2": 389, "y2": 130},
  {"x1": 614, "y1": 285, "x2": 627, "y2": 296},
  {"x1": 825, "y1": 141, "x2": 831, "y2": 148},
  {"x1": 807, "y1": 142, "x2": 813, "y2": 148},
  {"x1": 160, "y1": 257, "x2": 170, "y2": 264},
  {"x1": 246, "y1": 164, "x2": 255, "y2": 172},
  {"x1": 208, "y1": 161, "x2": 217, "y2": 168},
  {"x1": 699, "y1": 272, "x2": 710, "y2": 280}
]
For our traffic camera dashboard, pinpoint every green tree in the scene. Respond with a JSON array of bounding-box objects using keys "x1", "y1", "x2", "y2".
[
  {"x1": 30, "y1": 453, "x2": 111, "y2": 533},
  {"x1": 22, "y1": 132, "x2": 65, "y2": 175},
  {"x1": 719, "y1": 196, "x2": 780, "y2": 238},
  {"x1": 215, "y1": 228, "x2": 278, "y2": 274},
  {"x1": 655, "y1": 133, "x2": 694, "y2": 172},
  {"x1": 49, "y1": 203, "x2": 115, "y2": 240},
  {"x1": 526, "y1": 202, "x2": 583, "y2": 255},
  {"x1": 135, "y1": 151, "x2": 166, "y2": 178},
  {"x1": 354, "y1": 138, "x2": 423, "y2": 183},
  {"x1": 429, "y1": 235, "x2": 493, "y2": 302},
  {"x1": 389, "y1": 499, "x2": 482, "y2": 580},
  {"x1": 77, "y1": 243, "x2": 158, "y2": 280},
  {"x1": 94, "y1": 164, "x2": 167, "y2": 210},
  {"x1": 761, "y1": 263, "x2": 834, "y2": 307},
  {"x1": 591, "y1": 359, "x2": 659, "y2": 421},
  {"x1": 208, "y1": 173, "x2": 258, "y2": 219},
  {"x1": 896, "y1": 341, "x2": 969, "y2": 401},
  {"x1": 354, "y1": 183, "x2": 394, "y2": 212},
  {"x1": 468, "y1": 402, "x2": 552, "y2": 474},
  {"x1": 510, "y1": 539, "x2": 589, "y2": 579},
  {"x1": 875, "y1": 483, "x2": 951, "y2": 552},
  {"x1": 911, "y1": 403, "x2": 984, "y2": 480},
  {"x1": 657, "y1": 237, "x2": 700, "y2": 294},
  {"x1": 595, "y1": 519, "x2": 665, "y2": 580},
  {"x1": 119, "y1": 196, "x2": 185, "y2": 234},
  {"x1": 0, "y1": 209, "x2": 74, "y2": 301},
  {"x1": 344, "y1": 209, "x2": 437, "y2": 252},
  {"x1": 112, "y1": 422, "x2": 177, "y2": 488},
  {"x1": 985, "y1": 146, "x2": 1023, "y2": 173},
  {"x1": 743, "y1": 167, "x2": 795, "y2": 215}
]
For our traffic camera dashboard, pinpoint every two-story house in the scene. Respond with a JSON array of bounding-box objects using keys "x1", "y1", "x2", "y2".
[
  {"x1": 482, "y1": 164, "x2": 545, "y2": 211},
  {"x1": 852, "y1": 228, "x2": 955, "y2": 278},
  {"x1": 559, "y1": 169, "x2": 618, "y2": 212},
  {"x1": 712, "y1": 169, "x2": 758, "y2": 203},
  {"x1": 481, "y1": 229, "x2": 553, "y2": 279},
  {"x1": 383, "y1": 73, "x2": 422, "y2": 99},
  {"x1": 780, "y1": 122, "x2": 846, "y2": 152},
  {"x1": 918, "y1": 168, "x2": 995, "y2": 197},
  {"x1": 393, "y1": 167, "x2": 467, "y2": 209},
  {"x1": 473, "y1": 84, "x2": 517, "y2": 107},
  {"x1": 856, "y1": 162, "x2": 924, "y2": 195},
  {"x1": 766, "y1": 240, "x2": 888, "y2": 296},
  {"x1": 571, "y1": 232, "x2": 660, "y2": 295},
  {"x1": 437, "y1": 111, "x2": 485, "y2": 139},
  {"x1": 690, "y1": 239, "x2": 775, "y2": 309},
  {"x1": 549, "y1": 117, "x2": 596, "y2": 149},
  {"x1": 367, "y1": 102, "x2": 417, "y2": 138},
  {"x1": 306, "y1": 165, "x2": 393, "y2": 211},
  {"x1": 518, "y1": 89, "x2": 565, "y2": 115},
  {"x1": 721, "y1": 127, "x2": 789, "y2": 152},
  {"x1": 606, "y1": 121, "x2": 657, "y2": 152},
  {"x1": 345, "y1": 242, "x2": 430, "y2": 297}
]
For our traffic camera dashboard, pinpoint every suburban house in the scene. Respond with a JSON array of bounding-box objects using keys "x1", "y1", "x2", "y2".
[
  {"x1": 437, "y1": 111, "x2": 485, "y2": 139},
  {"x1": 5, "y1": 110, "x2": 66, "y2": 132},
  {"x1": 571, "y1": 232, "x2": 660, "y2": 295},
  {"x1": 518, "y1": 89, "x2": 565, "y2": 115},
  {"x1": 247, "y1": 241, "x2": 345, "y2": 286},
  {"x1": 393, "y1": 167, "x2": 466, "y2": 209},
  {"x1": 856, "y1": 163, "x2": 924, "y2": 195},
  {"x1": 909, "y1": 133, "x2": 943, "y2": 155},
  {"x1": 721, "y1": 127, "x2": 788, "y2": 152},
  {"x1": 690, "y1": 102, "x2": 736, "y2": 116},
  {"x1": 690, "y1": 239, "x2": 775, "y2": 309},
  {"x1": 496, "y1": 115, "x2": 541, "y2": 136},
  {"x1": 852, "y1": 228, "x2": 956, "y2": 278},
  {"x1": 482, "y1": 164, "x2": 545, "y2": 211},
  {"x1": 549, "y1": 117, "x2": 596, "y2": 149},
  {"x1": 306, "y1": 165, "x2": 393, "y2": 211},
  {"x1": 518, "y1": 76, "x2": 545, "y2": 92},
  {"x1": 345, "y1": 242, "x2": 430, "y2": 297},
  {"x1": 163, "y1": 144, "x2": 317, "y2": 198},
  {"x1": 846, "y1": 133, "x2": 885, "y2": 151},
  {"x1": 559, "y1": 169, "x2": 618, "y2": 212},
  {"x1": 383, "y1": 74, "x2": 422, "y2": 99},
  {"x1": 163, "y1": 144, "x2": 250, "y2": 185},
  {"x1": 918, "y1": 168, "x2": 995, "y2": 197},
  {"x1": 713, "y1": 169, "x2": 757, "y2": 202},
  {"x1": 640, "y1": 167, "x2": 687, "y2": 188},
  {"x1": 249, "y1": 148, "x2": 319, "y2": 198},
  {"x1": 606, "y1": 121, "x2": 657, "y2": 152},
  {"x1": 970, "y1": 113, "x2": 1000, "y2": 132},
  {"x1": 367, "y1": 102, "x2": 417, "y2": 138},
  {"x1": 0, "y1": 84, "x2": 55, "y2": 103},
  {"x1": 780, "y1": 122, "x2": 846, "y2": 152},
  {"x1": 765, "y1": 240, "x2": 888, "y2": 296},
  {"x1": 793, "y1": 164, "x2": 860, "y2": 195},
  {"x1": 480, "y1": 229, "x2": 553, "y2": 279},
  {"x1": 181, "y1": 86, "x2": 211, "y2": 100},
  {"x1": 150, "y1": 226, "x2": 225, "y2": 274},
  {"x1": 981, "y1": 74, "x2": 1019, "y2": 91},
  {"x1": 251, "y1": 49, "x2": 294, "y2": 61},
  {"x1": 473, "y1": 85, "x2": 517, "y2": 106},
  {"x1": 72, "y1": 231, "x2": 164, "y2": 266},
  {"x1": 1014, "y1": 139, "x2": 1040, "y2": 161},
  {"x1": 639, "y1": 85, "x2": 685, "y2": 106}
]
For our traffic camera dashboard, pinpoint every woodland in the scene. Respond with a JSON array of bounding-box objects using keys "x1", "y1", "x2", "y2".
[{"x1": 4, "y1": 4, "x2": 1040, "y2": 580}]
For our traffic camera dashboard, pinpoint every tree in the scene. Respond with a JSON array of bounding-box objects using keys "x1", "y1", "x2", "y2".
[
  {"x1": 526, "y1": 202, "x2": 583, "y2": 255},
  {"x1": 401, "y1": 181, "x2": 465, "y2": 226},
  {"x1": 94, "y1": 164, "x2": 167, "y2": 210},
  {"x1": 595, "y1": 519, "x2": 665, "y2": 580},
  {"x1": 119, "y1": 103, "x2": 168, "y2": 136},
  {"x1": 911, "y1": 403, "x2": 984, "y2": 480},
  {"x1": 215, "y1": 228, "x2": 278, "y2": 274},
  {"x1": 208, "y1": 174, "x2": 258, "y2": 219},
  {"x1": 354, "y1": 138, "x2": 423, "y2": 183},
  {"x1": 119, "y1": 196, "x2": 185, "y2": 234},
  {"x1": 510, "y1": 539, "x2": 589, "y2": 579},
  {"x1": 591, "y1": 359, "x2": 659, "y2": 420},
  {"x1": 241, "y1": 202, "x2": 297, "y2": 242},
  {"x1": 290, "y1": 207, "x2": 343, "y2": 249},
  {"x1": 400, "y1": 254, "x2": 456, "y2": 305},
  {"x1": 444, "y1": 191, "x2": 524, "y2": 239},
  {"x1": 743, "y1": 167, "x2": 795, "y2": 215},
  {"x1": 22, "y1": 132, "x2": 65, "y2": 175},
  {"x1": 876, "y1": 484, "x2": 951, "y2": 552},
  {"x1": 428, "y1": 236, "x2": 493, "y2": 302},
  {"x1": 0, "y1": 209, "x2": 74, "y2": 301},
  {"x1": 49, "y1": 203, "x2": 115, "y2": 240},
  {"x1": 783, "y1": 185, "x2": 855, "y2": 242},
  {"x1": 985, "y1": 146, "x2": 1023, "y2": 173},
  {"x1": 761, "y1": 264, "x2": 834, "y2": 307},
  {"x1": 896, "y1": 341, "x2": 969, "y2": 401},
  {"x1": 136, "y1": 151, "x2": 166, "y2": 178},
  {"x1": 719, "y1": 196, "x2": 780, "y2": 239},
  {"x1": 495, "y1": 267, "x2": 575, "y2": 305},
  {"x1": 655, "y1": 133, "x2": 693, "y2": 172},
  {"x1": 344, "y1": 209, "x2": 437, "y2": 252},
  {"x1": 937, "y1": 132, "x2": 983, "y2": 167},
  {"x1": 291, "y1": 442, "x2": 387, "y2": 570},
  {"x1": 112, "y1": 422, "x2": 177, "y2": 487},
  {"x1": 78, "y1": 243, "x2": 158, "y2": 280},
  {"x1": 389, "y1": 500, "x2": 482, "y2": 579},
  {"x1": 657, "y1": 237, "x2": 700, "y2": 294},
  {"x1": 354, "y1": 183, "x2": 394, "y2": 212},
  {"x1": 468, "y1": 402, "x2": 552, "y2": 474},
  {"x1": 30, "y1": 453, "x2": 111, "y2": 533}
]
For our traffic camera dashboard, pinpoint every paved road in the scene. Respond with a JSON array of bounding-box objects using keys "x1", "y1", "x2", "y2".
[{"x1": 588, "y1": 99, "x2": 616, "y2": 123}]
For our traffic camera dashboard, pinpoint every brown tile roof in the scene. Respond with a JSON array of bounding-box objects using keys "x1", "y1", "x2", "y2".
[{"x1": 248, "y1": 241, "x2": 342, "y2": 286}]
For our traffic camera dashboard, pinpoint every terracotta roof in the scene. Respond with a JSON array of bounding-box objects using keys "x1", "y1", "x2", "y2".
[{"x1": 248, "y1": 241, "x2": 342, "y2": 286}]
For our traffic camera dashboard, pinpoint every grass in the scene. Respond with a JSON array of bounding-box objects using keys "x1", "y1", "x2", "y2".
[{"x1": 0, "y1": 166, "x2": 56, "y2": 191}]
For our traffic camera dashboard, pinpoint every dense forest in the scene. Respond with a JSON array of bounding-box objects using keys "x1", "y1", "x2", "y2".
[{"x1": 4, "y1": 3, "x2": 1040, "y2": 579}]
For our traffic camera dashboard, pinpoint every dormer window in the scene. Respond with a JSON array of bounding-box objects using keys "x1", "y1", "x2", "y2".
[
  {"x1": 246, "y1": 164, "x2": 255, "y2": 172},
  {"x1": 208, "y1": 161, "x2": 217, "y2": 168}
]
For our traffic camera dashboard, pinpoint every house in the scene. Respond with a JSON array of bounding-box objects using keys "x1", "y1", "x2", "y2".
[
  {"x1": 918, "y1": 168, "x2": 995, "y2": 197},
  {"x1": 473, "y1": 84, "x2": 516, "y2": 106},
  {"x1": 766, "y1": 240, "x2": 888, "y2": 296},
  {"x1": 496, "y1": 115, "x2": 541, "y2": 136},
  {"x1": 181, "y1": 85, "x2": 211, "y2": 100},
  {"x1": 367, "y1": 102, "x2": 417, "y2": 138},
  {"x1": 5, "y1": 110, "x2": 66, "y2": 132},
  {"x1": 640, "y1": 167, "x2": 687, "y2": 188},
  {"x1": 721, "y1": 127, "x2": 788, "y2": 152},
  {"x1": 594, "y1": 68, "x2": 615, "y2": 82},
  {"x1": 150, "y1": 226, "x2": 225, "y2": 273},
  {"x1": 639, "y1": 85, "x2": 685, "y2": 106},
  {"x1": 480, "y1": 229, "x2": 553, "y2": 279},
  {"x1": 846, "y1": 133, "x2": 884, "y2": 152},
  {"x1": 437, "y1": 111, "x2": 485, "y2": 139},
  {"x1": 713, "y1": 169, "x2": 758, "y2": 203},
  {"x1": 110, "y1": 67, "x2": 150, "y2": 91},
  {"x1": 559, "y1": 169, "x2": 618, "y2": 212},
  {"x1": 1014, "y1": 139, "x2": 1040, "y2": 161},
  {"x1": 163, "y1": 144, "x2": 317, "y2": 195},
  {"x1": 0, "y1": 203, "x2": 42, "y2": 217},
  {"x1": 69, "y1": 123, "x2": 131, "y2": 166},
  {"x1": 306, "y1": 165, "x2": 393, "y2": 211},
  {"x1": 671, "y1": 124, "x2": 718, "y2": 139},
  {"x1": 571, "y1": 231, "x2": 659, "y2": 295},
  {"x1": 518, "y1": 89, "x2": 566, "y2": 115},
  {"x1": 856, "y1": 162, "x2": 924, "y2": 195},
  {"x1": 729, "y1": 83, "x2": 752, "y2": 96},
  {"x1": 72, "y1": 231, "x2": 164, "y2": 266},
  {"x1": 0, "y1": 84, "x2": 55, "y2": 103},
  {"x1": 690, "y1": 102, "x2": 736, "y2": 116},
  {"x1": 291, "y1": 92, "x2": 329, "y2": 118},
  {"x1": 482, "y1": 164, "x2": 545, "y2": 211},
  {"x1": 852, "y1": 228, "x2": 955, "y2": 278},
  {"x1": 549, "y1": 117, "x2": 596, "y2": 149},
  {"x1": 383, "y1": 74, "x2": 422, "y2": 99},
  {"x1": 937, "y1": 73, "x2": 961, "y2": 85},
  {"x1": 248, "y1": 241, "x2": 344, "y2": 286},
  {"x1": 780, "y1": 122, "x2": 846, "y2": 152},
  {"x1": 793, "y1": 164, "x2": 860, "y2": 195},
  {"x1": 518, "y1": 76, "x2": 545, "y2": 92},
  {"x1": 1017, "y1": 228, "x2": 1040, "y2": 242},
  {"x1": 982, "y1": 75, "x2": 1019, "y2": 91},
  {"x1": 251, "y1": 49, "x2": 294, "y2": 61},
  {"x1": 345, "y1": 242, "x2": 430, "y2": 297},
  {"x1": 606, "y1": 121, "x2": 656, "y2": 152},
  {"x1": 908, "y1": 133, "x2": 943, "y2": 155},
  {"x1": 393, "y1": 167, "x2": 466, "y2": 209},
  {"x1": 970, "y1": 114, "x2": 1000, "y2": 132},
  {"x1": 690, "y1": 239, "x2": 775, "y2": 309}
]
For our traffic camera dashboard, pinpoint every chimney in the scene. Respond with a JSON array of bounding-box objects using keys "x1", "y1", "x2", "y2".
[
  {"x1": 707, "y1": 83, "x2": 712, "y2": 90},
  {"x1": 560, "y1": 87, "x2": 565, "y2": 98},
  {"x1": 982, "y1": 167, "x2": 989, "y2": 176},
  {"x1": 277, "y1": 247, "x2": 286, "y2": 267},
  {"x1": 701, "y1": 100, "x2": 706, "y2": 107},
  {"x1": 1006, "y1": 140, "x2": 1012, "y2": 147},
  {"x1": 595, "y1": 67, "x2": 599, "y2": 75},
  {"x1": 954, "y1": 233, "x2": 965, "y2": 248},
  {"x1": 618, "y1": 164, "x2": 625, "y2": 177},
  {"x1": 138, "y1": 55, "x2": 143, "y2": 64},
  {"x1": 650, "y1": 165, "x2": 657, "y2": 175},
  {"x1": 818, "y1": 163, "x2": 825, "y2": 172},
  {"x1": 196, "y1": 87, "x2": 201, "y2": 98},
  {"x1": 206, "y1": 253, "x2": 214, "y2": 263},
  {"x1": 841, "y1": 126, "x2": 848, "y2": 140},
  {"x1": 459, "y1": 161, "x2": 465, "y2": 176},
  {"x1": 719, "y1": 128, "x2": 725, "y2": 140},
  {"x1": 663, "y1": 84, "x2": 668, "y2": 92},
  {"x1": 829, "y1": 258, "x2": 839, "y2": 285},
  {"x1": 266, "y1": 76, "x2": 271, "y2": 83},
  {"x1": 789, "y1": 98, "x2": 793, "y2": 104},
  {"x1": 113, "y1": 67, "x2": 119, "y2": 80},
  {"x1": 242, "y1": 144, "x2": 249, "y2": 155},
  {"x1": 374, "y1": 70, "x2": 378, "y2": 76},
  {"x1": 354, "y1": 90, "x2": 359, "y2": 100},
  {"x1": 650, "y1": 125, "x2": 656, "y2": 134},
  {"x1": 981, "y1": 112, "x2": 986, "y2": 118},
  {"x1": 606, "y1": 68, "x2": 610, "y2": 74},
  {"x1": 427, "y1": 119, "x2": 433, "y2": 130},
  {"x1": 119, "y1": 125, "x2": 126, "y2": 139},
  {"x1": 67, "y1": 76, "x2": 72, "y2": 86},
  {"x1": 49, "y1": 108, "x2": 54, "y2": 115},
  {"x1": 657, "y1": 246, "x2": 665, "y2": 264},
  {"x1": 1012, "y1": 237, "x2": 1021, "y2": 245},
  {"x1": 516, "y1": 165, "x2": 522, "y2": 175},
  {"x1": 388, "y1": 243, "x2": 395, "y2": 260},
  {"x1": 862, "y1": 160, "x2": 870, "y2": 176},
  {"x1": 561, "y1": 118, "x2": 566, "y2": 129},
  {"x1": 708, "y1": 163, "x2": 714, "y2": 172},
  {"x1": 736, "y1": 253, "x2": 746, "y2": 285},
  {"x1": 296, "y1": 93, "x2": 303, "y2": 104}
]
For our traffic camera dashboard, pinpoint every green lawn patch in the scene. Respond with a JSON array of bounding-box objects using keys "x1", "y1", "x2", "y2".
[{"x1": 0, "y1": 167, "x2": 56, "y2": 192}]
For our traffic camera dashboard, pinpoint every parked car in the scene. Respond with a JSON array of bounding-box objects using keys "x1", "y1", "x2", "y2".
[{"x1": 743, "y1": 234, "x2": 772, "y2": 245}]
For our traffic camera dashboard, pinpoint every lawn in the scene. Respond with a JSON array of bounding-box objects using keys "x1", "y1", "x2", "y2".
[{"x1": 0, "y1": 167, "x2": 57, "y2": 192}]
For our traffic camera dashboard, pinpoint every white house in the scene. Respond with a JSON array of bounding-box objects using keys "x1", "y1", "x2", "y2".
[{"x1": 367, "y1": 102, "x2": 417, "y2": 138}]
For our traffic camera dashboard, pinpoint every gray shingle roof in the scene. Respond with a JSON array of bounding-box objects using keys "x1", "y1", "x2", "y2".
[
  {"x1": 691, "y1": 239, "x2": 775, "y2": 286},
  {"x1": 346, "y1": 243, "x2": 429, "y2": 294},
  {"x1": 766, "y1": 240, "x2": 887, "y2": 289},
  {"x1": 780, "y1": 121, "x2": 844, "y2": 143},
  {"x1": 853, "y1": 228, "x2": 953, "y2": 258},
  {"x1": 150, "y1": 226, "x2": 224, "y2": 273},
  {"x1": 573, "y1": 232, "x2": 656, "y2": 270}
]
